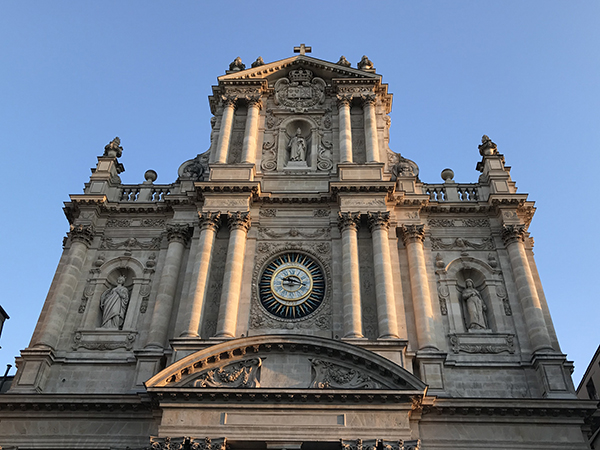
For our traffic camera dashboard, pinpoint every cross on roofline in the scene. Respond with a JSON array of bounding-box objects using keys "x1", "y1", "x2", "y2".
[{"x1": 293, "y1": 44, "x2": 312, "y2": 55}]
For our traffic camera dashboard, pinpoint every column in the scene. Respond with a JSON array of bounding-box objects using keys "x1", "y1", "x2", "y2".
[
  {"x1": 401, "y1": 224, "x2": 438, "y2": 350},
  {"x1": 177, "y1": 212, "x2": 221, "y2": 338},
  {"x1": 145, "y1": 224, "x2": 192, "y2": 349},
  {"x1": 338, "y1": 212, "x2": 363, "y2": 338},
  {"x1": 215, "y1": 212, "x2": 251, "y2": 338},
  {"x1": 502, "y1": 225, "x2": 553, "y2": 353},
  {"x1": 213, "y1": 95, "x2": 237, "y2": 164},
  {"x1": 241, "y1": 97, "x2": 262, "y2": 164},
  {"x1": 362, "y1": 93, "x2": 379, "y2": 163},
  {"x1": 368, "y1": 212, "x2": 399, "y2": 339},
  {"x1": 32, "y1": 225, "x2": 95, "y2": 350},
  {"x1": 336, "y1": 94, "x2": 353, "y2": 163}
]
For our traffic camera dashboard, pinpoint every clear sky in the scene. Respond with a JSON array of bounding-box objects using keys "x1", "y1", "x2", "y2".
[{"x1": 1, "y1": 1, "x2": 598, "y2": 386}]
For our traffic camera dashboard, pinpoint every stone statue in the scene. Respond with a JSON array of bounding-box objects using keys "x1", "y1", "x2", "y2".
[
  {"x1": 478, "y1": 134, "x2": 498, "y2": 156},
  {"x1": 357, "y1": 55, "x2": 374, "y2": 71},
  {"x1": 251, "y1": 56, "x2": 265, "y2": 68},
  {"x1": 337, "y1": 55, "x2": 351, "y2": 67},
  {"x1": 287, "y1": 128, "x2": 306, "y2": 161},
  {"x1": 103, "y1": 137, "x2": 123, "y2": 158},
  {"x1": 462, "y1": 279, "x2": 487, "y2": 330},
  {"x1": 100, "y1": 275, "x2": 130, "y2": 329},
  {"x1": 229, "y1": 56, "x2": 245, "y2": 71}
]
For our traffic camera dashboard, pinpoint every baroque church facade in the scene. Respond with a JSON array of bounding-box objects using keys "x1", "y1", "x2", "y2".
[{"x1": 1, "y1": 48, "x2": 595, "y2": 449}]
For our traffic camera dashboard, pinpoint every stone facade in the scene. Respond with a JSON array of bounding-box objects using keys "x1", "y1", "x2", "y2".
[{"x1": 0, "y1": 49, "x2": 595, "y2": 449}]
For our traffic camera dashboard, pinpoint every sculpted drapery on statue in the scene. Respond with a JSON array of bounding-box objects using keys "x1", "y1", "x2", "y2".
[
  {"x1": 100, "y1": 275, "x2": 129, "y2": 329},
  {"x1": 287, "y1": 128, "x2": 307, "y2": 161},
  {"x1": 462, "y1": 279, "x2": 487, "y2": 330}
]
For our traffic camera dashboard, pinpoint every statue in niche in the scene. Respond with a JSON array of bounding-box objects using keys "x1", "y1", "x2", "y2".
[
  {"x1": 462, "y1": 279, "x2": 487, "y2": 330},
  {"x1": 287, "y1": 128, "x2": 307, "y2": 162},
  {"x1": 100, "y1": 275, "x2": 130, "y2": 329}
]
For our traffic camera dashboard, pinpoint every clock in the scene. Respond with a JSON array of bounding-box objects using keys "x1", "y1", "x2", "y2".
[{"x1": 258, "y1": 252, "x2": 325, "y2": 319}]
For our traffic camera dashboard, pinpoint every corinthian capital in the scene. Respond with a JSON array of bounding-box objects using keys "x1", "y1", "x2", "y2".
[
  {"x1": 166, "y1": 223, "x2": 193, "y2": 245},
  {"x1": 198, "y1": 211, "x2": 221, "y2": 232},
  {"x1": 245, "y1": 95, "x2": 263, "y2": 109},
  {"x1": 367, "y1": 211, "x2": 391, "y2": 232},
  {"x1": 221, "y1": 94, "x2": 238, "y2": 108},
  {"x1": 68, "y1": 224, "x2": 95, "y2": 247},
  {"x1": 501, "y1": 224, "x2": 527, "y2": 246},
  {"x1": 336, "y1": 94, "x2": 353, "y2": 108},
  {"x1": 228, "y1": 211, "x2": 251, "y2": 232},
  {"x1": 400, "y1": 224, "x2": 425, "y2": 244},
  {"x1": 361, "y1": 93, "x2": 377, "y2": 107},
  {"x1": 337, "y1": 212, "x2": 361, "y2": 232}
]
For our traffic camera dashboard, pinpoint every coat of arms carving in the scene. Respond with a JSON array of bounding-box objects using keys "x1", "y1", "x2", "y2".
[{"x1": 274, "y1": 68, "x2": 326, "y2": 111}]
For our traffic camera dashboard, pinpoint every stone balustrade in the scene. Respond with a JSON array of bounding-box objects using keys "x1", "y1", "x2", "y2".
[
  {"x1": 119, "y1": 185, "x2": 171, "y2": 202},
  {"x1": 423, "y1": 183, "x2": 480, "y2": 202}
]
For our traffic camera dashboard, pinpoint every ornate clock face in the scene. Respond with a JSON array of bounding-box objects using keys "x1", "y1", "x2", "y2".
[{"x1": 259, "y1": 252, "x2": 325, "y2": 319}]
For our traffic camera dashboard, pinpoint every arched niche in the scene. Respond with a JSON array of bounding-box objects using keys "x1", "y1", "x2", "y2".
[
  {"x1": 438, "y1": 256, "x2": 508, "y2": 335},
  {"x1": 81, "y1": 255, "x2": 152, "y2": 331},
  {"x1": 276, "y1": 116, "x2": 320, "y2": 171}
]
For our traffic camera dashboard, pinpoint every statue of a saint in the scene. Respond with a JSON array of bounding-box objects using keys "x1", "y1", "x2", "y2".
[
  {"x1": 462, "y1": 279, "x2": 487, "y2": 330},
  {"x1": 287, "y1": 128, "x2": 306, "y2": 162},
  {"x1": 100, "y1": 275, "x2": 130, "y2": 329}
]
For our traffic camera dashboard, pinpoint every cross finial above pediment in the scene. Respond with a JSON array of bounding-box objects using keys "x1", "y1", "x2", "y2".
[{"x1": 293, "y1": 44, "x2": 312, "y2": 55}]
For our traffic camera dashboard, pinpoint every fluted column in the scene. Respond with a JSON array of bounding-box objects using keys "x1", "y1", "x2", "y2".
[
  {"x1": 401, "y1": 224, "x2": 438, "y2": 350},
  {"x1": 368, "y1": 212, "x2": 399, "y2": 339},
  {"x1": 215, "y1": 212, "x2": 251, "y2": 338},
  {"x1": 337, "y1": 94, "x2": 353, "y2": 163},
  {"x1": 33, "y1": 225, "x2": 95, "y2": 350},
  {"x1": 338, "y1": 212, "x2": 363, "y2": 338},
  {"x1": 502, "y1": 225, "x2": 553, "y2": 353},
  {"x1": 146, "y1": 224, "x2": 192, "y2": 349},
  {"x1": 213, "y1": 95, "x2": 237, "y2": 164},
  {"x1": 177, "y1": 213, "x2": 221, "y2": 338},
  {"x1": 241, "y1": 97, "x2": 262, "y2": 164},
  {"x1": 362, "y1": 93, "x2": 379, "y2": 163}
]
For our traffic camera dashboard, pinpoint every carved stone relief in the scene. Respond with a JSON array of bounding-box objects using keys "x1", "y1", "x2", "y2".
[
  {"x1": 430, "y1": 237, "x2": 494, "y2": 252},
  {"x1": 192, "y1": 358, "x2": 262, "y2": 388},
  {"x1": 274, "y1": 68, "x2": 326, "y2": 112},
  {"x1": 317, "y1": 138, "x2": 333, "y2": 171},
  {"x1": 261, "y1": 138, "x2": 277, "y2": 172},
  {"x1": 100, "y1": 237, "x2": 161, "y2": 251},
  {"x1": 427, "y1": 218, "x2": 490, "y2": 228},
  {"x1": 257, "y1": 227, "x2": 331, "y2": 240},
  {"x1": 148, "y1": 436, "x2": 226, "y2": 450},
  {"x1": 437, "y1": 284, "x2": 449, "y2": 315},
  {"x1": 309, "y1": 359, "x2": 381, "y2": 389},
  {"x1": 449, "y1": 333, "x2": 515, "y2": 354},
  {"x1": 72, "y1": 330, "x2": 137, "y2": 351}
]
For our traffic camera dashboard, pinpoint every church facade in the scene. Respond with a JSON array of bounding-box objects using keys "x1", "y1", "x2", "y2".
[{"x1": 1, "y1": 49, "x2": 595, "y2": 449}]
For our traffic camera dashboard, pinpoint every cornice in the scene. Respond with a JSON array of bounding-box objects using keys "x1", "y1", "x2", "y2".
[
  {"x1": 0, "y1": 394, "x2": 152, "y2": 413},
  {"x1": 147, "y1": 389, "x2": 424, "y2": 407},
  {"x1": 422, "y1": 398, "x2": 597, "y2": 420}
]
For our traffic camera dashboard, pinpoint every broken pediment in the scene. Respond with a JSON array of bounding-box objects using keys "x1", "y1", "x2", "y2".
[{"x1": 145, "y1": 335, "x2": 426, "y2": 395}]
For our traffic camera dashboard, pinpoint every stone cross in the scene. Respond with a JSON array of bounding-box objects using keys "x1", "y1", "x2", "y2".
[{"x1": 293, "y1": 44, "x2": 312, "y2": 55}]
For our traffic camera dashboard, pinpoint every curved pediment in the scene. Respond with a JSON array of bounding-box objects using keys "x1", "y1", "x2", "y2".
[{"x1": 145, "y1": 335, "x2": 426, "y2": 393}]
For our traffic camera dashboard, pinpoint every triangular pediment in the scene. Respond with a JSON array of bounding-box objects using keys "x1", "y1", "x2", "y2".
[
  {"x1": 218, "y1": 55, "x2": 381, "y2": 84},
  {"x1": 146, "y1": 335, "x2": 426, "y2": 395}
]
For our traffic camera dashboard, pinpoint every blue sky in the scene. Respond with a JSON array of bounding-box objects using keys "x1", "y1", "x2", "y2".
[{"x1": 1, "y1": 1, "x2": 598, "y2": 385}]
